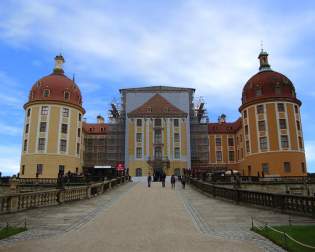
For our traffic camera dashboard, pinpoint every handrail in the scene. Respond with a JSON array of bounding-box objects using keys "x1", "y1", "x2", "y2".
[
  {"x1": 190, "y1": 178, "x2": 315, "y2": 217},
  {"x1": 0, "y1": 176, "x2": 130, "y2": 214}
]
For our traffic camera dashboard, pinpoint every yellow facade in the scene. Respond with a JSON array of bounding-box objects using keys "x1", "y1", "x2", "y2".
[
  {"x1": 20, "y1": 102, "x2": 84, "y2": 178},
  {"x1": 128, "y1": 118, "x2": 189, "y2": 176}
]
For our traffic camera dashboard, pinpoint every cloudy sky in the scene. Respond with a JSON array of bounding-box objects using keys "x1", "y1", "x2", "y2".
[{"x1": 0, "y1": 0, "x2": 315, "y2": 175}]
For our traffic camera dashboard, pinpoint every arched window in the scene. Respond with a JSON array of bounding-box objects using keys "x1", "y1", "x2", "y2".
[
  {"x1": 135, "y1": 168, "x2": 142, "y2": 177},
  {"x1": 64, "y1": 91, "x2": 70, "y2": 100}
]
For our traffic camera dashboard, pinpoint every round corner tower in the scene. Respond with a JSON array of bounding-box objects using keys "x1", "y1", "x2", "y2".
[
  {"x1": 239, "y1": 50, "x2": 306, "y2": 176},
  {"x1": 20, "y1": 55, "x2": 85, "y2": 178}
]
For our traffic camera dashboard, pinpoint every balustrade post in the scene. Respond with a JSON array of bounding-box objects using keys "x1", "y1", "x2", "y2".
[
  {"x1": 8, "y1": 195, "x2": 19, "y2": 213},
  {"x1": 87, "y1": 185, "x2": 92, "y2": 199},
  {"x1": 212, "y1": 186, "x2": 216, "y2": 198},
  {"x1": 57, "y1": 190, "x2": 65, "y2": 204},
  {"x1": 235, "y1": 190, "x2": 241, "y2": 204}
]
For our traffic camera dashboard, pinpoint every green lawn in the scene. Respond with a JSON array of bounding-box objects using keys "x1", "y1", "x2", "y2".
[
  {"x1": 0, "y1": 227, "x2": 27, "y2": 240},
  {"x1": 253, "y1": 225, "x2": 315, "y2": 252}
]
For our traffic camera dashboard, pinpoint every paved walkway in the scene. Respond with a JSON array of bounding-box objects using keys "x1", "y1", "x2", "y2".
[{"x1": 0, "y1": 181, "x2": 312, "y2": 251}]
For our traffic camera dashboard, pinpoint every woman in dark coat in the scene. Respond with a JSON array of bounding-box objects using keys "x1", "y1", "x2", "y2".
[
  {"x1": 171, "y1": 174, "x2": 176, "y2": 189},
  {"x1": 147, "y1": 173, "x2": 152, "y2": 188}
]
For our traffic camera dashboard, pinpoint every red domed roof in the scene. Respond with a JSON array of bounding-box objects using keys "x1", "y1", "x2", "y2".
[
  {"x1": 240, "y1": 51, "x2": 301, "y2": 110},
  {"x1": 25, "y1": 55, "x2": 83, "y2": 110}
]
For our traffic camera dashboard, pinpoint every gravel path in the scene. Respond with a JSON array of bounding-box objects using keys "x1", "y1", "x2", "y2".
[{"x1": 2, "y1": 180, "x2": 311, "y2": 251}]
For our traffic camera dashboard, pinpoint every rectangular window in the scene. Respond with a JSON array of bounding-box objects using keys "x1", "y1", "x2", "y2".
[
  {"x1": 136, "y1": 133, "x2": 142, "y2": 142},
  {"x1": 25, "y1": 124, "x2": 29, "y2": 134},
  {"x1": 279, "y1": 119, "x2": 287, "y2": 129},
  {"x1": 277, "y1": 103, "x2": 285, "y2": 112},
  {"x1": 174, "y1": 119, "x2": 179, "y2": 127},
  {"x1": 284, "y1": 162, "x2": 291, "y2": 173},
  {"x1": 215, "y1": 137, "x2": 221, "y2": 147},
  {"x1": 216, "y1": 151, "x2": 222, "y2": 161},
  {"x1": 36, "y1": 164, "x2": 43, "y2": 175},
  {"x1": 40, "y1": 122, "x2": 47, "y2": 132},
  {"x1": 41, "y1": 106, "x2": 48, "y2": 115},
  {"x1": 155, "y1": 118, "x2": 161, "y2": 127},
  {"x1": 174, "y1": 133, "x2": 180, "y2": 142},
  {"x1": 136, "y1": 119, "x2": 142, "y2": 127},
  {"x1": 245, "y1": 125, "x2": 249, "y2": 135},
  {"x1": 62, "y1": 108, "x2": 69, "y2": 117},
  {"x1": 258, "y1": 120, "x2": 266, "y2": 131},
  {"x1": 298, "y1": 136, "x2": 303, "y2": 149},
  {"x1": 60, "y1": 139, "x2": 67, "y2": 152},
  {"x1": 228, "y1": 151, "x2": 235, "y2": 161},
  {"x1": 21, "y1": 165, "x2": 25, "y2": 175},
  {"x1": 262, "y1": 163, "x2": 269, "y2": 174},
  {"x1": 38, "y1": 138, "x2": 45, "y2": 151},
  {"x1": 27, "y1": 108, "x2": 31, "y2": 117},
  {"x1": 296, "y1": 120, "x2": 301, "y2": 131},
  {"x1": 228, "y1": 138, "x2": 234, "y2": 146},
  {"x1": 154, "y1": 129, "x2": 162, "y2": 144},
  {"x1": 61, "y1": 124, "x2": 68, "y2": 134},
  {"x1": 78, "y1": 113, "x2": 81, "y2": 121},
  {"x1": 77, "y1": 143, "x2": 80, "y2": 155},
  {"x1": 243, "y1": 110, "x2": 247, "y2": 118},
  {"x1": 136, "y1": 147, "x2": 142, "y2": 158},
  {"x1": 59, "y1": 165, "x2": 65, "y2": 175},
  {"x1": 77, "y1": 128, "x2": 81, "y2": 137},
  {"x1": 246, "y1": 140, "x2": 250, "y2": 153},
  {"x1": 154, "y1": 147, "x2": 162, "y2": 159},
  {"x1": 294, "y1": 105, "x2": 298, "y2": 113},
  {"x1": 23, "y1": 139, "x2": 27, "y2": 151},
  {"x1": 260, "y1": 137, "x2": 268, "y2": 151},
  {"x1": 174, "y1": 147, "x2": 180, "y2": 159},
  {"x1": 257, "y1": 105, "x2": 264, "y2": 114},
  {"x1": 301, "y1": 162, "x2": 306, "y2": 173},
  {"x1": 281, "y1": 135, "x2": 289, "y2": 148}
]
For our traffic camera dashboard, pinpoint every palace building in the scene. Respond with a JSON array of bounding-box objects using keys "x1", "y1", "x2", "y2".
[{"x1": 19, "y1": 50, "x2": 307, "y2": 178}]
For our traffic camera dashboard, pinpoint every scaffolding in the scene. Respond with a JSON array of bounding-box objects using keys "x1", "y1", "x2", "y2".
[
  {"x1": 190, "y1": 97, "x2": 209, "y2": 171},
  {"x1": 83, "y1": 103, "x2": 125, "y2": 169}
]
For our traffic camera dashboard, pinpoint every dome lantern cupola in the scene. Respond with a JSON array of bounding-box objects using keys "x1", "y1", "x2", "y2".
[
  {"x1": 54, "y1": 54, "x2": 65, "y2": 74},
  {"x1": 258, "y1": 49, "x2": 271, "y2": 71},
  {"x1": 25, "y1": 55, "x2": 84, "y2": 111},
  {"x1": 240, "y1": 49, "x2": 301, "y2": 111}
]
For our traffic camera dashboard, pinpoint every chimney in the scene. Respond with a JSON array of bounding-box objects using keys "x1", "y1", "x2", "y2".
[{"x1": 97, "y1": 115, "x2": 104, "y2": 124}]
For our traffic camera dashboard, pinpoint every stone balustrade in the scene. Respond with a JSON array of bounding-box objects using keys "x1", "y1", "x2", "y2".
[
  {"x1": 0, "y1": 176, "x2": 129, "y2": 214},
  {"x1": 190, "y1": 178, "x2": 315, "y2": 218}
]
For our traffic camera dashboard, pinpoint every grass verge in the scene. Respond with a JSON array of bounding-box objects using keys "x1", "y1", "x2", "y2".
[
  {"x1": 252, "y1": 225, "x2": 315, "y2": 252},
  {"x1": 0, "y1": 226, "x2": 27, "y2": 240}
]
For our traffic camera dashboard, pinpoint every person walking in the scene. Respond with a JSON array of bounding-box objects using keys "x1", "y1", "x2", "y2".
[
  {"x1": 171, "y1": 174, "x2": 176, "y2": 189},
  {"x1": 161, "y1": 172, "x2": 166, "y2": 188},
  {"x1": 147, "y1": 173, "x2": 152, "y2": 188},
  {"x1": 181, "y1": 176, "x2": 186, "y2": 189}
]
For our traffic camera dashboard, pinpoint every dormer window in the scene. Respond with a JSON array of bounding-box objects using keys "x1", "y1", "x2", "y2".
[
  {"x1": 43, "y1": 89, "x2": 50, "y2": 97},
  {"x1": 64, "y1": 91, "x2": 70, "y2": 100},
  {"x1": 255, "y1": 87, "x2": 262, "y2": 96},
  {"x1": 275, "y1": 84, "x2": 281, "y2": 95}
]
